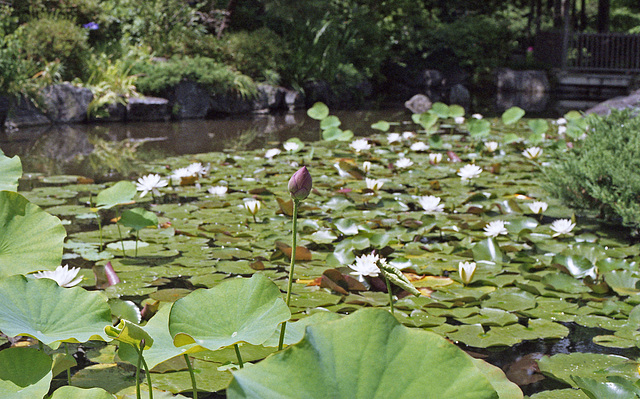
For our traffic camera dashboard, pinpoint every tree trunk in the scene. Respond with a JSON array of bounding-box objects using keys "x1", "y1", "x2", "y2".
[
  {"x1": 217, "y1": 0, "x2": 238, "y2": 39},
  {"x1": 597, "y1": 0, "x2": 610, "y2": 33}
]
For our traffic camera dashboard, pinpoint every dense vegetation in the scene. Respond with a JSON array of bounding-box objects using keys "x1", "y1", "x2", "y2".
[{"x1": 1, "y1": 0, "x2": 639, "y2": 107}]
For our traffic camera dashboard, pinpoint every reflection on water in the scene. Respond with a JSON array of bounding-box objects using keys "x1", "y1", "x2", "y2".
[{"x1": 0, "y1": 88, "x2": 620, "y2": 179}]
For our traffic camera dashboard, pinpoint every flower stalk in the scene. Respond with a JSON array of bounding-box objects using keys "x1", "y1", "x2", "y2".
[
  {"x1": 234, "y1": 343, "x2": 244, "y2": 368},
  {"x1": 184, "y1": 354, "x2": 198, "y2": 399}
]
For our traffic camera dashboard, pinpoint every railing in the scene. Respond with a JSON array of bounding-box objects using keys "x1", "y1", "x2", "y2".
[{"x1": 567, "y1": 32, "x2": 640, "y2": 72}]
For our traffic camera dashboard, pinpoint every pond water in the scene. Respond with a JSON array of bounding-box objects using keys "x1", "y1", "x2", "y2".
[{"x1": 0, "y1": 87, "x2": 617, "y2": 180}]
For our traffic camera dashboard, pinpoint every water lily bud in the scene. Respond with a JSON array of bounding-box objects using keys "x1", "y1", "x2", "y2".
[{"x1": 288, "y1": 166, "x2": 312, "y2": 200}]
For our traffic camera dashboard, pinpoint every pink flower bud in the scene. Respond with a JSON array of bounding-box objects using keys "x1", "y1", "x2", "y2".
[{"x1": 288, "y1": 166, "x2": 312, "y2": 200}]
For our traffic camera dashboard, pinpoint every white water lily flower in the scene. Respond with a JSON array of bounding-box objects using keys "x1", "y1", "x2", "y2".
[
  {"x1": 208, "y1": 186, "x2": 228, "y2": 196},
  {"x1": 136, "y1": 174, "x2": 168, "y2": 197},
  {"x1": 528, "y1": 201, "x2": 548, "y2": 214},
  {"x1": 458, "y1": 261, "x2": 476, "y2": 285},
  {"x1": 265, "y1": 148, "x2": 281, "y2": 159},
  {"x1": 418, "y1": 195, "x2": 444, "y2": 213},
  {"x1": 472, "y1": 113, "x2": 483, "y2": 120},
  {"x1": 362, "y1": 161, "x2": 372, "y2": 173},
  {"x1": 365, "y1": 178, "x2": 384, "y2": 191},
  {"x1": 484, "y1": 141, "x2": 499, "y2": 152},
  {"x1": 349, "y1": 252, "x2": 383, "y2": 282},
  {"x1": 429, "y1": 153, "x2": 443, "y2": 164},
  {"x1": 33, "y1": 265, "x2": 82, "y2": 288},
  {"x1": 350, "y1": 138, "x2": 371, "y2": 152},
  {"x1": 283, "y1": 142, "x2": 300, "y2": 152},
  {"x1": 410, "y1": 142, "x2": 429, "y2": 152},
  {"x1": 243, "y1": 199, "x2": 261, "y2": 216},
  {"x1": 458, "y1": 164, "x2": 482, "y2": 181},
  {"x1": 550, "y1": 219, "x2": 576, "y2": 237},
  {"x1": 454, "y1": 116, "x2": 465, "y2": 125},
  {"x1": 387, "y1": 133, "x2": 402, "y2": 144},
  {"x1": 484, "y1": 220, "x2": 508, "y2": 237},
  {"x1": 558, "y1": 125, "x2": 567, "y2": 135},
  {"x1": 522, "y1": 147, "x2": 543, "y2": 160},
  {"x1": 402, "y1": 131, "x2": 416, "y2": 140},
  {"x1": 556, "y1": 117, "x2": 567, "y2": 125},
  {"x1": 395, "y1": 157, "x2": 413, "y2": 169},
  {"x1": 186, "y1": 162, "x2": 208, "y2": 177}
]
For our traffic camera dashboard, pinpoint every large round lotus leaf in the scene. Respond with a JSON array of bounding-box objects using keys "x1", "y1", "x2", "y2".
[
  {"x1": 501, "y1": 106, "x2": 525, "y2": 125},
  {"x1": 307, "y1": 102, "x2": 329, "y2": 120},
  {"x1": 537, "y1": 353, "x2": 632, "y2": 387},
  {"x1": 0, "y1": 191, "x2": 66, "y2": 277},
  {"x1": 95, "y1": 181, "x2": 136, "y2": 209},
  {"x1": 169, "y1": 274, "x2": 291, "y2": 351},
  {"x1": 572, "y1": 375, "x2": 640, "y2": 399},
  {"x1": 0, "y1": 152, "x2": 22, "y2": 191},
  {"x1": 0, "y1": 275, "x2": 111, "y2": 345},
  {"x1": 228, "y1": 308, "x2": 500, "y2": 399},
  {"x1": 0, "y1": 347, "x2": 52, "y2": 399},
  {"x1": 120, "y1": 208, "x2": 158, "y2": 231},
  {"x1": 50, "y1": 386, "x2": 115, "y2": 399}
]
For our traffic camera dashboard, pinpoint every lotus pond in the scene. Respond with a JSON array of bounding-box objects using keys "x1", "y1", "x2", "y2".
[{"x1": 2, "y1": 102, "x2": 640, "y2": 399}]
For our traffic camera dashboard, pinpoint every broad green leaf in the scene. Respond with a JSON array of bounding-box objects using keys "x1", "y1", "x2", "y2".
[
  {"x1": 105, "y1": 319, "x2": 153, "y2": 349},
  {"x1": 501, "y1": 107, "x2": 525, "y2": 125},
  {"x1": 95, "y1": 181, "x2": 136, "y2": 210},
  {"x1": 538, "y1": 353, "x2": 633, "y2": 387},
  {"x1": 473, "y1": 238, "x2": 505, "y2": 264},
  {"x1": 0, "y1": 153, "x2": 21, "y2": 191},
  {"x1": 552, "y1": 254, "x2": 596, "y2": 279},
  {"x1": 572, "y1": 376, "x2": 640, "y2": 399},
  {"x1": 50, "y1": 386, "x2": 115, "y2": 399},
  {"x1": 322, "y1": 127, "x2": 353, "y2": 141},
  {"x1": 228, "y1": 308, "x2": 500, "y2": 399},
  {"x1": 449, "y1": 104, "x2": 466, "y2": 118},
  {"x1": 262, "y1": 312, "x2": 342, "y2": 347},
  {"x1": 431, "y1": 102, "x2": 450, "y2": 118},
  {"x1": 0, "y1": 347, "x2": 52, "y2": 399},
  {"x1": 169, "y1": 274, "x2": 291, "y2": 350},
  {"x1": 471, "y1": 358, "x2": 523, "y2": 399},
  {"x1": 120, "y1": 208, "x2": 158, "y2": 231},
  {"x1": 307, "y1": 102, "x2": 329, "y2": 120},
  {"x1": 371, "y1": 121, "x2": 390, "y2": 132},
  {"x1": 416, "y1": 112, "x2": 438, "y2": 130},
  {"x1": 0, "y1": 275, "x2": 111, "y2": 345},
  {"x1": 320, "y1": 115, "x2": 341, "y2": 130},
  {"x1": 0, "y1": 191, "x2": 66, "y2": 277},
  {"x1": 527, "y1": 119, "x2": 549, "y2": 136},
  {"x1": 334, "y1": 218, "x2": 359, "y2": 235},
  {"x1": 605, "y1": 270, "x2": 640, "y2": 296},
  {"x1": 468, "y1": 119, "x2": 491, "y2": 138}
]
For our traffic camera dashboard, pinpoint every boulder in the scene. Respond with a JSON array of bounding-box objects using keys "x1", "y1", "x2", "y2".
[
  {"x1": 126, "y1": 96, "x2": 170, "y2": 121},
  {"x1": 89, "y1": 101, "x2": 126, "y2": 123},
  {"x1": 253, "y1": 84, "x2": 286, "y2": 112},
  {"x1": 449, "y1": 84, "x2": 470, "y2": 107},
  {"x1": 496, "y1": 69, "x2": 550, "y2": 93},
  {"x1": 404, "y1": 94, "x2": 432, "y2": 114},
  {"x1": 284, "y1": 89, "x2": 305, "y2": 110},
  {"x1": 41, "y1": 83, "x2": 93, "y2": 123},
  {"x1": 585, "y1": 89, "x2": 640, "y2": 115},
  {"x1": 209, "y1": 92, "x2": 254, "y2": 114},
  {"x1": 4, "y1": 96, "x2": 50, "y2": 128},
  {"x1": 167, "y1": 81, "x2": 212, "y2": 119}
]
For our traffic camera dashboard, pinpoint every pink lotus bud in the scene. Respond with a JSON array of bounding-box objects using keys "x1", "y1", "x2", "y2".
[
  {"x1": 288, "y1": 166, "x2": 312, "y2": 200},
  {"x1": 104, "y1": 261, "x2": 120, "y2": 286}
]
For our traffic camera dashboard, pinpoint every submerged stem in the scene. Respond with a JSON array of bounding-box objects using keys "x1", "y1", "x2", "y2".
[
  {"x1": 278, "y1": 199, "x2": 299, "y2": 351},
  {"x1": 385, "y1": 275, "x2": 395, "y2": 315},
  {"x1": 234, "y1": 344, "x2": 244, "y2": 368},
  {"x1": 184, "y1": 354, "x2": 197, "y2": 399}
]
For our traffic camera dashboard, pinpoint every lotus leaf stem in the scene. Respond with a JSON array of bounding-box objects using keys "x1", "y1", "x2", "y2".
[
  {"x1": 184, "y1": 354, "x2": 197, "y2": 399},
  {"x1": 65, "y1": 342, "x2": 71, "y2": 385},
  {"x1": 234, "y1": 344, "x2": 244, "y2": 368},
  {"x1": 385, "y1": 275, "x2": 395, "y2": 315},
  {"x1": 116, "y1": 211, "x2": 126, "y2": 256},
  {"x1": 135, "y1": 344, "x2": 142, "y2": 399},
  {"x1": 278, "y1": 198, "x2": 299, "y2": 351},
  {"x1": 141, "y1": 355, "x2": 153, "y2": 399}
]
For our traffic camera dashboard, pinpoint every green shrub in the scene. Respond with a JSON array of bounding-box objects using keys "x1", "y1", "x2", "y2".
[
  {"x1": 545, "y1": 110, "x2": 640, "y2": 232},
  {"x1": 134, "y1": 56, "x2": 256, "y2": 98},
  {"x1": 223, "y1": 28, "x2": 285, "y2": 80},
  {"x1": 13, "y1": 16, "x2": 90, "y2": 81}
]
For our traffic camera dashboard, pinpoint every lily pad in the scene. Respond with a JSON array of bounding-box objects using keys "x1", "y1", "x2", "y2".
[
  {"x1": 537, "y1": 353, "x2": 632, "y2": 387},
  {"x1": 228, "y1": 308, "x2": 503, "y2": 398},
  {"x1": 169, "y1": 274, "x2": 291, "y2": 351},
  {"x1": 50, "y1": 386, "x2": 115, "y2": 399},
  {"x1": 95, "y1": 181, "x2": 136, "y2": 209},
  {"x1": 0, "y1": 347, "x2": 52, "y2": 399},
  {"x1": 0, "y1": 275, "x2": 111, "y2": 345},
  {"x1": 501, "y1": 107, "x2": 525, "y2": 125},
  {"x1": 0, "y1": 191, "x2": 67, "y2": 277},
  {"x1": 0, "y1": 152, "x2": 22, "y2": 191}
]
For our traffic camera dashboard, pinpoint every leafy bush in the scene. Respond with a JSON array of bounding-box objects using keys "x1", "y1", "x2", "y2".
[
  {"x1": 134, "y1": 56, "x2": 257, "y2": 98},
  {"x1": 223, "y1": 28, "x2": 285, "y2": 81},
  {"x1": 13, "y1": 16, "x2": 90, "y2": 81},
  {"x1": 545, "y1": 110, "x2": 640, "y2": 232}
]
